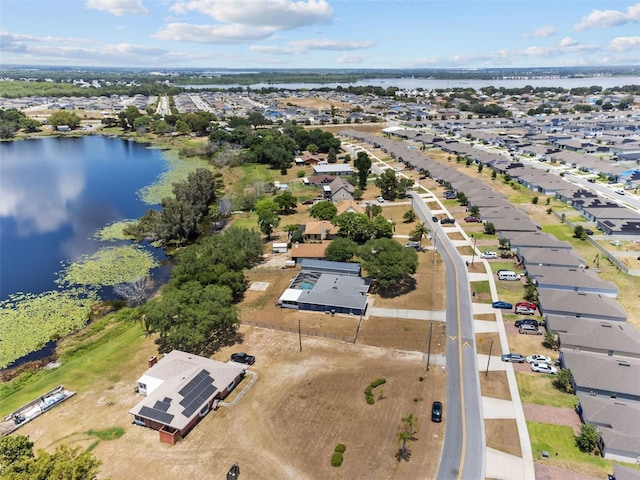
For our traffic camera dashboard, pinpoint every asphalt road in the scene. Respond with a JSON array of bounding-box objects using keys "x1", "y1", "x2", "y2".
[{"x1": 411, "y1": 194, "x2": 485, "y2": 480}]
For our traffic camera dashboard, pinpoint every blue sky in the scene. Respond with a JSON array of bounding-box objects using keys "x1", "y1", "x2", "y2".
[{"x1": 1, "y1": 0, "x2": 640, "y2": 69}]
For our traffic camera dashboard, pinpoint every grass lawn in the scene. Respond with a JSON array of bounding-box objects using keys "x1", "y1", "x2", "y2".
[
  {"x1": 515, "y1": 372, "x2": 577, "y2": 409},
  {"x1": 527, "y1": 422, "x2": 613, "y2": 477},
  {"x1": 0, "y1": 317, "x2": 148, "y2": 416},
  {"x1": 231, "y1": 213, "x2": 259, "y2": 231}
]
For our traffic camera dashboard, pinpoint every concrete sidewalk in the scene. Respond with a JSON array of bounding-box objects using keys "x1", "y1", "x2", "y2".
[{"x1": 367, "y1": 307, "x2": 446, "y2": 321}]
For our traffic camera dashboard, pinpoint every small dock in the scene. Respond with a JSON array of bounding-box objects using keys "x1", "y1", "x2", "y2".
[{"x1": 1, "y1": 385, "x2": 75, "y2": 436}]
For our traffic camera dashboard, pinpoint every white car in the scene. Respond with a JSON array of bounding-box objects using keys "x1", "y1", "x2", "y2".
[
  {"x1": 615, "y1": 189, "x2": 625, "y2": 195},
  {"x1": 481, "y1": 251, "x2": 498, "y2": 259},
  {"x1": 531, "y1": 362, "x2": 558, "y2": 374},
  {"x1": 526, "y1": 355, "x2": 552, "y2": 364}
]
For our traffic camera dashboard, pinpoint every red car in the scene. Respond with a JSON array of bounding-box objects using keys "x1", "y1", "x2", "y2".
[
  {"x1": 464, "y1": 216, "x2": 481, "y2": 223},
  {"x1": 516, "y1": 301, "x2": 537, "y2": 311}
]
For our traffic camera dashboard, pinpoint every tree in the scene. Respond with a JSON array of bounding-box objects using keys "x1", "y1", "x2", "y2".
[
  {"x1": 396, "y1": 430, "x2": 412, "y2": 462},
  {"x1": 372, "y1": 215, "x2": 394, "y2": 239},
  {"x1": 469, "y1": 205, "x2": 480, "y2": 217},
  {"x1": 553, "y1": 369, "x2": 574, "y2": 394},
  {"x1": 310, "y1": 201, "x2": 337, "y2": 221},
  {"x1": 354, "y1": 151, "x2": 372, "y2": 189},
  {"x1": 543, "y1": 331, "x2": 558, "y2": 350},
  {"x1": 283, "y1": 224, "x2": 304, "y2": 244},
  {"x1": 0, "y1": 435, "x2": 101, "y2": 480},
  {"x1": 274, "y1": 190, "x2": 298, "y2": 214},
  {"x1": 256, "y1": 198, "x2": 280, "y2": 240},
  {"x1": 403, "y1": 210, "x2": 417, "y2": 223},
  {"x1": 575, "y1": 424, "x2": 600, "y2": 453},
  {"x1": 327, "y1": 147, "x2": 337, "y2": 164},
  {"x1": 409, "y1": 222, "x2": 430, "y2": 248},
  {"x1": 456, "y1": 191, "x2": 468, "y2": 206},
  {"x1": 532, "y1": 196, "x2": 539, "y2": 205},
  {"x1": 477, "y1": 163, "x2": 484, "y2": 173},
  {"x1": 573, "y1": 225, "x2": 587, "y2": 240},
  {"x1": 358, "y1": 238, "x2": 418, "y2": 288},
  {"x1": 365, "y1": 203, "x2": 382, "y2": 220},
  {"x1": 491, "y1": 170, "x2": 497, "y2": 179},
  {"x1": 48, "y1": 110, "x2": 81, "y2": 129},
  {"x1": 332, "y1": 212, "x2": 373, "y2": 244},
  {"x1": 114, "y1": 275, "x2": 152, "y2": 306},
  {"x1": 325, "y1": 237, "x2": 358, "y2": 262},
  {"x1": 484, "y1": 222, "x2": 496, "y2": 235}
]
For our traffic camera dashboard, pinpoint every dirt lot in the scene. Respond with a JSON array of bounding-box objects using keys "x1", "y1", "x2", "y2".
[{"x1": 17, "y1": 327, "x2": 444, "y2": 480}]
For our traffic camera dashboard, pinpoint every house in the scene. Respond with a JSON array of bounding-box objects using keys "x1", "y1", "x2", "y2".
[
  {"x1": 303, "y1": 221, "x2": 338, "y2": 242},
  {"x1": 335, "y1": 199, "x2": 365, "y2": 215},
  {"x1": 327, "y1": 177, "x2": 355, "y2": 202},
  {"x1": 290, "y1": 242, "x2": 331, "y2": 263},
  {"x1": 516, "y1": 247, "x2": 586, "y2": 268},
  {"x1": 272, "y1": 242, "x2": 288, "y2": 254},
  {"x1": 611, "y1": 464, "x2": 640, "y2": 480},
  {"x1": 502, "y1": 231, "x2": 572, "y2": 251},
  {"x1": 537, "y1": 289, "x2": 627, "y2": 322},
  {"x1": 300, "y1": 259, "x2": 361, "y2": 276},
  {"x1": 576, "y1": 393, "x2": 640, "y2": 462},
  {"x1": 558, "y1": 321, "x2": 640, "y2": 359},
  {"x1": 313, "y1": 164, "x2": 354, "y2": 177},
  {"x1": 129, "y1": 351, "x2": 246, "y2": 444},
  {"x1": 525, "y1": 265, "x2": 618, "y2": 298},
  {"x1": 561, "y1": 350, "x2": 640, "y2": 404},
  {"x1": 277, "y1": 264, "x2": 369, "y2": 315}
]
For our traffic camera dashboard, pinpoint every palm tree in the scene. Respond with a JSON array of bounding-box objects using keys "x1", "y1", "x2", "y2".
[
  {"x1": 410, "y1": 222, "x2": 430, "y2": 249},
  {"x1": 402, "y1": 413, "x2": 419, "y2": 439},
  {"x1": 396, "y1": 430, "x2": 412, "y2": 461}
]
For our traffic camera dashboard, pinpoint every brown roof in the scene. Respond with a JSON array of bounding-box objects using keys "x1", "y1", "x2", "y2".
[
  {"x1": 336, "y1": 199, "x2": 365, "y2": 215},
  {"x1": 290, "y1": 242, "x2": 331, "y2": 259},
  {"x1": 304, "y1": 221, "x2": 338, "y2": 236}
]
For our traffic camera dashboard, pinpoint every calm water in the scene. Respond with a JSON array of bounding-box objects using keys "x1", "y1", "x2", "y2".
[
  {"x1": 0, "y1": 136, "x2": 168, "y2": 301},
  {"x1": 183, "y1": 76, "x2": 640, "y2": 91}
]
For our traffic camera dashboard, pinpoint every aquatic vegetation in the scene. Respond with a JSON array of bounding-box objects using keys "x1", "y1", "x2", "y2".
[
  {"x1": 139, "y1": 150, "x2": 211, "y2": 205},
  {"x1": 92, "y1": 220, "x2": 137, "y2": 241},
  {"x1": 0, "y1": 289, "x2": 98, "y2": 368},
  {"x1": 57, "y1": 245, "x2": 158, "y2": 288}
]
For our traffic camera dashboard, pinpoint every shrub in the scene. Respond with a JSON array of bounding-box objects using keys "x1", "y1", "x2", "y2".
[
  {"x1": 366, "y1": 396, "x2": 375, "y2": 405},
  {"x1": 371, "y1": 378, "x2": 386, "y2": 388},
  {"x1": 364, "y1": 385, "x2": 372, "y2": 396},
  {"x1": 553, "y1": 369, "x2": 574, "y2": 394},
  {"x1": 335, "y1": 444, "x2": 347, "y2": 454},
  {"x1": 297, "y1": 170, "x2": 305, "y2": 178},
  {"x1": 575, "y1": 424, "x2": 600, "y2": 453},
  {"x1": 331, "y1": 452, "x2": 344, "y2": 467}
]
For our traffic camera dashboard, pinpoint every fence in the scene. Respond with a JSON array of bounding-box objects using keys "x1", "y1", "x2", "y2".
[
  {"x1": 553, "y1": 212, "x2": 640, "y2": 276},
  {"x1": 240, "y1": 320, "x2": 355, "y2": 344}
]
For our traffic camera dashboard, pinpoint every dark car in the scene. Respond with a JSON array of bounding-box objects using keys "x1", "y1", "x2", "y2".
[
  {"x1": 440, "y1": 217, "x2": 455, "y2": 224},
  {"x1": 432, "y1": 216, "x2": 438, "y2": 223},
  {"x1": 587, "y1": 178, "x2": 596, "y2": 183},
  {"x1": 431, "y1": 401, "x2": 443, "y2": 423},
  {"x1": 230, "y1": 352, "x2": 255, "y2": 365},
  {"x1": 585, "y1": 228, "x2": 594, "y2": 235},
  {"x1": 419, "y1": 175, "x2": 427, "y2": 180},
  {"x1": 492, "y1": 301, "x2": 513, "y2": 309},
  {"x1": 464, "y1": 216, "x2": 481, "y2": 223},
  {"x1": 515, "y1": 319, "x2": 539, "y2": 328},
  {"x1": 501, "y1": 353, "x2": 525, "y2": 363}
]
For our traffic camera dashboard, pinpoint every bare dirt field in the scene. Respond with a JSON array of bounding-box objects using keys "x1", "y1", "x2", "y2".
[
  {"x1": 485, "y1": 419, "x2": 522, "y2": 457},
  {"x1": 18, "y1": 328, "x2": 444, "y2": 480},
  {"x1": 479, "y1": 371, "x2": 511, "y2": 401}
]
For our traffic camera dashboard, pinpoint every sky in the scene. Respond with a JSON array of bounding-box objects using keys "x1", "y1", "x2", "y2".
[{"x1": 1, "y1": 0, "x2": 640, "y2": 70}]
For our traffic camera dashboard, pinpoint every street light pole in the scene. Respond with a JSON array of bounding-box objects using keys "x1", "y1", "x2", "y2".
[
  {"x1": 426, "y1": 321, "x2": 434, "y2": 371},
  {"x1": 471, "y1": 234, "x2": 477, "y2": 265}
]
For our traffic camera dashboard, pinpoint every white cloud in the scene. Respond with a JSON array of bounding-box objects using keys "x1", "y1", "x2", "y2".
[
  {"x1": 250, "y1": 45, "x2": 299, "y2": 55},
  {"x1": 575, "y1": 3, "x2": 640, "y2": 31},
  {"x1": 608, "y1": 36, "x2": 640, "y2": 52},
  {"x1": 525, "y1": 25, "x2": 557, "y2": 38},
  {"x1": 85, "y1": 0, "x2": 149, "y2": 16},
  {"x1": 289, "y1": 39, "x2": 374, "y2": 51},
  {"x1": 155, "y1": 22, "x2": 275, "y2": 43},
  {"x1": 336, "y1": 54, "x2": 368, "y2": 64},
  {"x1": 559, "y1": 36, "x2": 578, "y2": 47},
  {"x1": 169, "y1": 0, "x2": 333, "y2": 28}
]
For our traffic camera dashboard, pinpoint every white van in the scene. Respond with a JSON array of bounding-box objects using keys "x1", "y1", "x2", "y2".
[{"x1": 498, "y1": 270, "x2": 521, "y2": 281}]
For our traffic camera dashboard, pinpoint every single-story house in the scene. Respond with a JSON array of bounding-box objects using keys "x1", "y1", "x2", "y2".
[
  {"x1": 525, "y1": 265, "x2": 618, "y2": 298},
  {"x1": 303, "y1": 221, "x2": 338, "y2": 242},
  {"x1": 290, "y1": 242, "x2": 331, "y2": 263},
  {"x1": 300, "y1": 259, "x2": 361, "y2": 276},
  {"x1": 517, "y1": 247, "x2": 586, "y2": 268},
  {"x1": 327, "y1": 177, "x2": 354, "y2": 202},
  {"x1": 576, "y1": 392, "x2": 640, "y2": 463},
  {"x1": 129, "y1": 351, "x2": 246, "y2": 444},
  {"x1": 272, "y1": 242, "x2": 288, "y2": 254},
  {"x1": 558, "y1": 321, "x2": 640, "y2": 359},
  {"x1": 537, "y1": 289, "x2": 627, "y2": 322},
  {"x1": 560, "y1": 350, "x2": 640, "y2": 404},
  {"x1": 335, "y1": 199, "x2": 365, "y2": 215},
  {"x1": 502, "y1": 231, "x2": 572, "y2": 251},
  {"x1": 611, "y1": 463, "x2": 640, "y2": 480},
  {"x1": 313, "y1": 164, "x2": 354, "y2": 177}
]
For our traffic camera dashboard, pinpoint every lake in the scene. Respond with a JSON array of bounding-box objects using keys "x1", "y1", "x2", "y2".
[
  {"x1": 182, "y1": 76, "x2": 640, "y2": 91},
  {"x1": 0, "y1": 136, "x2": 168, "y2": 301}
]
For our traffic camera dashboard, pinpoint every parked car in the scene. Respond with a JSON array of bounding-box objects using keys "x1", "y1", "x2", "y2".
[
  {"x1": 531, "y1": 363, "x2": 558, "y2": 374},
  {"x1": 481, "y1": 251, "x2": 498, "y2": 259},
  {"x1": 498, "y1": 271, "x2": 521, "y2": 281},
  {"x1": 464, "y1": 216, "x2": 481, "y2": 223},
  {"x1": 516, "y1": 301, "x2": 537, "y2": 311},
  {"x1": 501, "y1": 353, "x2": 525, "y2": 363},
  {"x1": 584, "y1": 228, "x2": 594, "y2": 235},
  {"x1": 376, "y1": 196, "x2": 385, "y2": 203},
  {"x1": 440, "y1": 217, "x2": 455, "y2": 224},
  {"x1": 587, "y1": 178, "x2": 596, "y2": 183},
  {"x1": 526, "y1": 354, "x2": 552, "y2": 364},
  {"x1": 404, "y1": 241, "x2": 421, "y2": 250},
  {"x1": 431, "y1": 401, "x2": 443, "y2": 423},
  {"x1": 515, "y1": 319, "x2": 539, "y2": 328},
  {"x1": 492, "y1": 301, "x2": 513, "y2": 309},
  {"x1": 230, "y1": 352, "x2": 256, "y2": 365},
  {"x1": 515, "y1": 305, "x2": 536, "y2": 315},
  {"x1": 615, "y1": 189, "x2": 625, "y2": 195},
  {"x1": 432, "y1": 216, "x2": 439, "y2": 223},
  {"x1": 419, "y1": 175, "x2": 427, "y2": 180},
  {"x1": 519, "y1": 324, "x2": 542, "y2": 335}
]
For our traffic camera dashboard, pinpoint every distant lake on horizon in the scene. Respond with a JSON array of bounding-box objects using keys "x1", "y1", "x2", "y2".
[
  {"x1": 183, "y1": 75, "x2": 640, "y2": 91},
  {"x1": 0, "y1": 136, "x2": 168, "y2": 301}
]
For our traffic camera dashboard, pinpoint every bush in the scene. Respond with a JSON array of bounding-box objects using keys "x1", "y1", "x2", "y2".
[
  {"x1": 371, "y1": 378, "x2": 386, "y2": 388},
  {"x1": 366, "y1": 396, "x2": 375, "y2": 405},
  {"x1": 297, "y1": 170, "x2": 306, "y2": 178},
  {"x1": 364, "y1": 385, "x2": 372, "y2": 396},
  {"x1": 575, "y1": 424, "x2": 600, "y2": 453},
  {"x1": 331, "y1": 452, "x2": 344, "y2": 467},
  {"x1": 553, "y1": 369, "x2": 574, "y2": 394},
  {"x1": 335, "y1": 444, "x2": 347, "y2": 454}
]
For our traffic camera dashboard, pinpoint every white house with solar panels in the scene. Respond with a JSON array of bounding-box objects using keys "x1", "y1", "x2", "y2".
[
  {"x1": 277, "y1": 259, "x2": 370, "y2": 316},
  {"x1": 129, "y1": 350, "x2": 246, "y2": 444}
]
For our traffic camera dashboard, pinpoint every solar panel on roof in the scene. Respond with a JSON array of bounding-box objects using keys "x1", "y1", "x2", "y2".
[
  {"x1": 153, "y1": 399, "x2": 171, "y2": 412},
  {"x1": 180, "y1": 374, "x2": 217, "y2": 418},
  {"x1": 178, "y1": 369, "x2": 210, "y2": 398},
  {"x1": 139, "y1": 406, "x2": 174, "y2": 425}
]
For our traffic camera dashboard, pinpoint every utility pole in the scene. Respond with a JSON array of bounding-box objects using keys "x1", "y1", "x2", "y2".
[
  {"x1": 426, "y1": 321, "x2": 433, "y2": 371},
  {"x1": 485, "y1": 340, "x2": 494, "y2": 377},
  {"x1": 432, "y1": 233, "x2": 438, "y2": 265},
  {"x1": 298, "y1": 318, "x2": 302, "y2": 352},
  {"x1": 471, "y1": 234, "x2": 477, "y2": 265}
]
